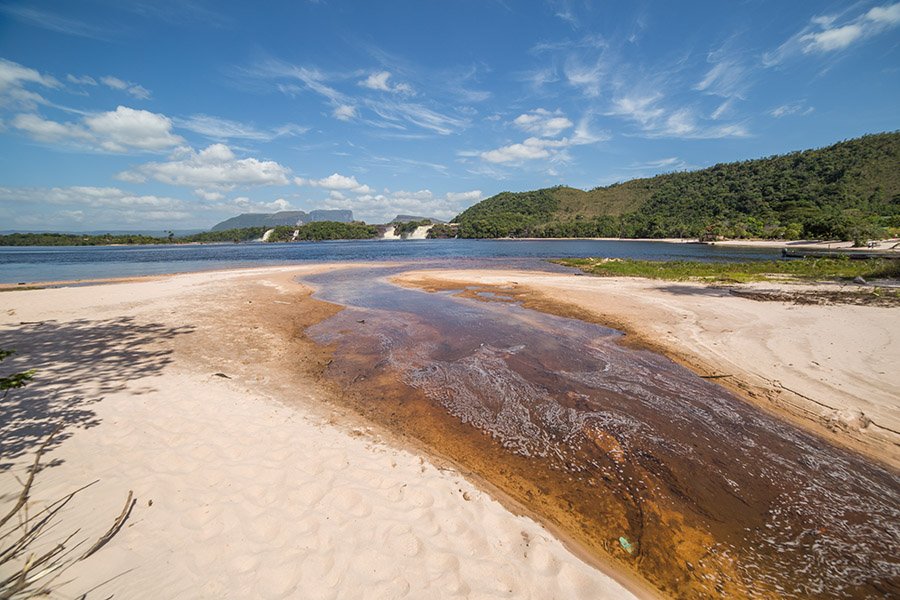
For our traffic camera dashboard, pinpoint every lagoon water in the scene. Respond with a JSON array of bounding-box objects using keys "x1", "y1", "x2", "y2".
[{"x1": 0, "y1": 239, "x2": 782, "y2": 283}]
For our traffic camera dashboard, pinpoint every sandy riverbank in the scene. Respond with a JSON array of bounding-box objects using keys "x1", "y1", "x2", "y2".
[
  {"x1": 394, "y1": 269, "x2": 900, "y2": 470},
  {"x1": 0, "y1": 266, "x2": 641, "y2": 599}
]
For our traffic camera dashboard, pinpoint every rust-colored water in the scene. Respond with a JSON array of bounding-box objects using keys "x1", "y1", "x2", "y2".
[{"x1": 303, "y1": 264, "x2": 900, "y2": 598}]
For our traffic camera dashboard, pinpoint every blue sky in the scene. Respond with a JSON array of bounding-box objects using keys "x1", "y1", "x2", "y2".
[{"x1": 0, "y1": 0, "x2": 898, "y2": 230}]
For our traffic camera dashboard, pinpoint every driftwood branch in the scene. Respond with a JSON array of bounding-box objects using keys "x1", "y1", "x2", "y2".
[{"x1": 81, "y1": 491, "x2": 135, "y2": 560}]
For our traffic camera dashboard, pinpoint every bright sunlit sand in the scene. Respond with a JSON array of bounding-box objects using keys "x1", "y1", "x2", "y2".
[{"x1": 0, "y1": 266, "x2": 644, "y2": 600}]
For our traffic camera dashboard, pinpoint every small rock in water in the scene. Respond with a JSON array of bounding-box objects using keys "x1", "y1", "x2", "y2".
[{"x1": 853, "y1": 276, "x2": 867, "y2": 285}]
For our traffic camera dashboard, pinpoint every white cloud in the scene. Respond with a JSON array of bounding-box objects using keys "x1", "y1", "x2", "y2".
[
  {"x1": 120, "y1": 143, "x2": 291, "y2": 190},
  {"x1": 177, "y1": 114, "x2": 308, "y2": 141},
  {"x1": 319, "y1": 188, "x2": 482, "y2": 223},
  {"x1": 480, "y1": 110, "x2": 607, "y2": 166},
  {"x1": 226, "y1": 196, "x2": 293, "y2": 212},
  {"x1": 0, "y1": 186, "x2": 183, "y2": 208},
  {"x1": 12, "y1": 106, "x2": 184, "y2": 152},
  {"x1": 333, "y1": 104, "x2": 357, "y2": 120},
  {"x1": 268, "y1": 198, "x2": 291, "y2": 211},
  {"x1": 100, "y1": 75, "x2": 151, "y2": 100},
  {"x1": 804, "y1": 24, "x2": 865, "y2": 52},
  {"x1": 295, "y1": 172, "x2": 372, "y2": 194},
  {"x1": 481, "y1": 137, "x2": 569, "y2": 164},
  {"x1": 0, "y1": 186, "x2": 191, "y2": 226},
  {"x1": 83, "y1": 106, "x2": 183, "y2": 151},
  {"x1": 0, "y1": 58, "x2": 59, "y2": 110},
  {"x1": 194, "y1": 189, "x2": 225, "y2": 201},
  {"x1": 361, "y1": 71, "x2": 391, "y2": 91},
  {"x1": 12, "y1": 113, "x2": 93, "y2": 143},
  {"x1": 868, "y1": 2, "x2": 900, "y2": 24},
  {"x1": 513, "y1": 108, "x2": 573, "y2": 137},
  {"x1": 359, "y1": 71, "x2": 414, "y2": 94},
  {"x1": 764, "y1": 3, "x2": 900, "y2": 65},
  {"x1": 445, "y1": 190, "x2": 483, "y2": 202}
]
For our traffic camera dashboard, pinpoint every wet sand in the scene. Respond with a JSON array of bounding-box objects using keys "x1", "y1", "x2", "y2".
[{"x1": 299, "y1": 264, "x2": 899, "y2": 598}]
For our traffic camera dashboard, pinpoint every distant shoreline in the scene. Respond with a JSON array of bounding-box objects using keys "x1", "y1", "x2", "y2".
[{"x1": 2, "y1": 236, "x2": 898, "y2": 250}]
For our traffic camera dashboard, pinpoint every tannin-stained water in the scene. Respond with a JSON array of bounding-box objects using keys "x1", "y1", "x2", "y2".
[{"x1": 303, "y1": 263, "x2": 899, "y2": 598}]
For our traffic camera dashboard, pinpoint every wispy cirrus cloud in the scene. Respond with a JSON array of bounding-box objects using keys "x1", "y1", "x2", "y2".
[
  {"x1": 100, "y1": 76, "x2": 151, "y2": 100},
  {"x1": 763, "y1": 2, "x2": 900, "y2": 66},
  {"x1": 606, "y1": 94, "x2": 749, "y2": 139},
  {"x1": 363, "y1": 98, "x2": 469, "y2": 135},
  {"x1": 0, "y1": 4, "x2": 112, "y2": 40},
  {"x1": 66, "y1": 74, "x2": 97, "y2": 86},
  {"x1": 241, "y1": 59, "x2": 469, "y2": 134},
  {"x1": 695, "y1": 59, "x2": 748, "y2": 100},
  {"x1": 547, "y1": 0, "x2": 580, "y2": 28},
  {"x1": 769, "y1": 101, "x2": 814, "y2": 118},
  {"x1": 624, "y1": 157, "x2": 691, "y2": 171},
  {"x1": 176, "y1": 114, "x2": 307, "y2": 141}
]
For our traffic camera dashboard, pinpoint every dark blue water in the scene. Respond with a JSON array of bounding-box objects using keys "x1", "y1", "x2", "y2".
[{"x1": 0, "y1": 239, "x2": 782, "y2": 284}]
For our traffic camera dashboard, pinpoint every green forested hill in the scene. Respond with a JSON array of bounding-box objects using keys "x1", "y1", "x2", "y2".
[{"x1": 454, "y1": 132, "x2": 900, "y2": 241}]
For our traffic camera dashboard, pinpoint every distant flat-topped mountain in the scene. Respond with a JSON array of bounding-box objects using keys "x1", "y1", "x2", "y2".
[{"x1": 211, "y1": 210, "x2": 353, "y2": 231}]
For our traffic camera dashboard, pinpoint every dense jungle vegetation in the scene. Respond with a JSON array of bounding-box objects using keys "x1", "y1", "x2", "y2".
[{"x1": 454, "y1": 132, "x2": 899, "y2": 243}]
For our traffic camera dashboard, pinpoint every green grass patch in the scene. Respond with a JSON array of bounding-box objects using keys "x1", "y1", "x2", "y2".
[{"x1": 555, "y1": 257, "x2": 900, "y2": 283}]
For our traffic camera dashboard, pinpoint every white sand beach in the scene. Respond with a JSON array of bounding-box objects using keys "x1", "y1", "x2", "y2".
[{"x1": 0, "y1": 266, "x2": 642, "y2": 599}]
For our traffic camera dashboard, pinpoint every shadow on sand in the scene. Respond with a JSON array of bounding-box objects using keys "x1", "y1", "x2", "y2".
[
  {"x1": 656, "y1": 283, "x2": 733, "y2": 297},
  {"x1": 0, "y1": 317, "x2": 194, "y2": 471}
]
